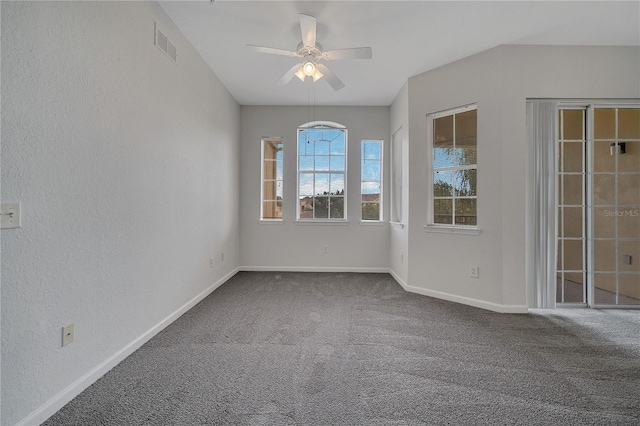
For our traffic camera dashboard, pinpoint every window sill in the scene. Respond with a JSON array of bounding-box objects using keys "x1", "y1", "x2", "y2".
[
  {"x1": 295, "y1": 220, "x2": 350, "y2": 226},
  {"x1": 390, "y1": 222, "x2": 404, "y2": 229},
  {"x1": 359, "y1": 220, "x2": 385, "y2": 226},
  {"x1": 423, "y1": 225, "x2": 481, "y2": 235},
  {"x1": 258, "y1": 220, "x2": 284, "y2": 225}
]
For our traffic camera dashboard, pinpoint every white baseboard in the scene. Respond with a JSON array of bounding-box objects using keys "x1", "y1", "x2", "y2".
[
  {"x1": 17, "y1": 267, "x2": 240, "y2": 426},
  {"x1": 388, "y1": 268, "x2": 408, "y2": 288},
  {"x1": 240, "y1": 266, "x2": 389, "y2": 273},
  {"x1": 389, "y1": 272, "x2": 528, "y2": 314}
]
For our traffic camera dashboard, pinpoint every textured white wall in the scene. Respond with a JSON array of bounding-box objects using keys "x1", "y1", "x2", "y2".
[
  {"x1": 406, "y1": 45, "x2": 640, "y2": 310},
  {"x1": 1, "y1": 2, "x2": 240, "y2": 424},
  {"x1": 239, "y1": 106, "x2": 390, "y2": 271},
  {"x1": 389, "y1": 82, "x2": 409, "y2": 283}
]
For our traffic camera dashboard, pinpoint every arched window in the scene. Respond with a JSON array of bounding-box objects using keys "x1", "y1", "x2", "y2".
[{"x1": 297, "y1": 122, "x2": 347, "y2": 221}]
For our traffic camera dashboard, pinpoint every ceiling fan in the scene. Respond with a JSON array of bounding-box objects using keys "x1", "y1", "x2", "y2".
[{"x1": 247, "y1": 14, "x2": 372, "y2": 91}]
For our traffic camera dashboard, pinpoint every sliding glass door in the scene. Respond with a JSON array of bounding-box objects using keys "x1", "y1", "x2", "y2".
[{"x1": 557, "y1": 105, "x2": 640, "y2": 307}]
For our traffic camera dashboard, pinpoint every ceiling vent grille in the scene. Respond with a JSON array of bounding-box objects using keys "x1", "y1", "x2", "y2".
[{"x1": 155, "y1": 22, "x2": 177, "y2": 64}]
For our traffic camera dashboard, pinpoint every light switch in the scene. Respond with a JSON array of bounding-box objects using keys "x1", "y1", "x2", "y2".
[{"x1": 0, "y1": 203, "x2": 21, "y2": 229}]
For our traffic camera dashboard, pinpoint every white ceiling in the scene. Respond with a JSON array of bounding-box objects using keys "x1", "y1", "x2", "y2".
[{"x1": 159, "y1": 1, "x2": 640, "y2": 106}]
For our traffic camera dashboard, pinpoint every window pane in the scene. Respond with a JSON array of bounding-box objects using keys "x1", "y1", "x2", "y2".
[
  {"x1": 434, "y1": 199, "x2": 453, "y2": 224},
  {"x1": 362, "y1": 181, "x2": 380, "y2": 195},
  {"x1": 362, "y1": 160, "x2": 380, "y2": 181},
  {"x1": 299, "y1": 155, "x2": 314, "y2": 171},
  {"x1": 315, "y1": 140, "x2": 330, "y2": 156},
  {"x1": 316, "y1": 155, "x2": 330, "y2": 171},
  {"x1": 455, "y1": 169, "x2": 476, "y2": 197},
  {"x1": 330, "y1": 197, "x2": 344, "y2": 219},
  {"x1": 433, "y1": 145, "x2": 454, "y2": 169},
  {"x1": 455, "y1": 144, "x2": 477, "y2": 167},
  {"x1": 563, "y1": 239, "x2": 584, "y2": 271},
  {"x1": 263, "y1": 180, "x2": 282, "y2": 200},
  {"x1": 561, "y1": 109, "x2": 584, "y2": 140},
  {"x1": 362, "y1": 141, "x2": 381, "y2": 160},
  {"x1": 563, "y1": 207, "x2": 583, "y2": 238},
  {"x1": 455, "y1": 109, "x2": 477, "y2": 166},
  {"x1": 593, "y1": 141, "x2": 615, "y2": 173},
  {"x1": 434, "y1": 171, "x2": 453, "y2": 197},
  {"x1": 314, "y1": 197, "x2": 329, "y2": 218},
  {"x1": 362, "y1": 202, "x2": 380, "y2": 220},
  {"x1": 619, "y1": 142, "x2": 640, "y2": 173},
  {"x1": 330, "y1": 137, "x2": 345, "y2": 155},
  {"x1": 314, "y1": 173, "x2": 329, "y2": 195},
  {"x1": 299, "y1": 197, "x2": 313, "y2": 218},
  {"x1": 562, "y1": 142, "x2": 583, "y2": 173},
  {"x1": 299, "y1": 173, "x2": 314, "y2": 196},
  {"x1": 434, "y1": 115, "x2": 453, "y2": 145},
  {"x1": 593, "y1": 273, "x2": 617, "y2": 304},
  {"x1": 261, "y1": 139, "x2": 283, "y2": 220},
  {"x1": 262, "y1": 201, "x2": 281, "y2": 219},
  {"x1": 618, "y1": 274, "x2": 640, "y2": 305},
  {"x1": 455, "y1": 198, "x2": 477, "y2": 226},
  {"x1": 455, "y1": 109, "x2": 476, "y2": 138},
  {"x1": 330, "y1": 173, "x2": 344, "y2": 195},
  {"x1": 593, "y1": 174, "x2": 615, "y2": 206},
  {"x1": 299, "y1": 136, "x2": 311, "y2": 155},
  {"x1": 594, "y1": 109, "x2": 616, "y2": 140},
  {"x1": 563, "y1": 174, "x2": 583, "y2": 205},
  {"x1": 618, "y1": 108, "x2": 640, "y2": 139},
  {"x1": 618, "y1": 174, "x2": 640, "y2": 206},
  {"x1": 331, "y1": 156, "x2": 345, "y2": 171}
]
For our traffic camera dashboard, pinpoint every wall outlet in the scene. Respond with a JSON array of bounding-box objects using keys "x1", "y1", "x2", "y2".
[
  {"x1": 62, "y1": 323, "x2": 74, "y2": 346},
  {"x1": 469, "y1": 265, "x2": 479, "y2": 278},
  {"x1": 323, "y1": 246, "x2": 328, "y2": 254},
  {"x1": 210, "y1": 257, "x2": 215, "y2": 268},
  {"x1": 221, "y1": 252, "x2": 224, "y2": 262},
  {"x1": 623, "y1": 255, "x2": 632, "y2": 265}
]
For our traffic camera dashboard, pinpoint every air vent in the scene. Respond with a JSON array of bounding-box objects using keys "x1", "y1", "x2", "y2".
[{"x1": 155, "y1": 22, "x2": 177, "y2": 64}]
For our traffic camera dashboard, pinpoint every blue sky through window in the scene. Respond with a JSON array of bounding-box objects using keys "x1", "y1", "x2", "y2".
[
  {"x1": 361, "y1": 141, "x2": 381, "y2": 195},
  {"x1": 298, "y1": 126, "x2": 346, "y2": 197}
]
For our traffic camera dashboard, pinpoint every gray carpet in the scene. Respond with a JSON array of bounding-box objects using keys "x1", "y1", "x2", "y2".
[{"x1": 45, "y1": 272, "x2": 640, "y2": 425}]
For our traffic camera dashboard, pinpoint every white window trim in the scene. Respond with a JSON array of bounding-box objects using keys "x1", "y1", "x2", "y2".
[
  {"x1": 296, "y1": 122, "x2": 348, "y2": 223},
  {"x1": 426, "y1": 103, "x2": 479, "y2": 232},
  {"x1": 361, "y1": 139, "x2": 384, "y2": 222},
  {"x1": 391, "y1": 126, "x2": 404, "y2": 225},
  {"x1": 260, "y1": 137, "x2": 283, "y2": 222}
]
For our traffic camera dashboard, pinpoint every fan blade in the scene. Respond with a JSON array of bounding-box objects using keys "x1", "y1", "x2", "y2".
[
  {"x1": 323, "y1": 47, "x2": 372, "y2": 60},
  {"x1": 277, "y1": 64, "x2": 303, "y2": 85},
  {"x1": 316, "y1": 63, "x2": 345, "y2": 91},
  {"x1": 299, "y1": 14, "x2": 316, "y2": 47},
  {"x1": 247, "y1": 44, "x2": 298, "y2": 57}
]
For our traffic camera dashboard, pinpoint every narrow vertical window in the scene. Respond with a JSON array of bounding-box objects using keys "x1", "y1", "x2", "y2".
[
  {"x1": 391, "y1": 128, "x2": 403, "y2": 223},
  {"x1": 361, "y1": 140, "x2": 383, "y2": 221},
  {"x1": 261, "y1": 138, "x2": 283, "y2": 220},
  {"x1": 297, "y1": 123, "x2": 347, "y2": 221},
  {"x1": 428, "y1": 104, "x2": 477, "y2": 227}
]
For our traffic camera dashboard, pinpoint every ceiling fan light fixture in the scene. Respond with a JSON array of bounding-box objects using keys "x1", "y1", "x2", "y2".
[
  {"x1": 312, "y1": 69, "x2": 323, "y2": 82},
  {"x1": 295, "y1": 67, "x2": 306, "y2": 81},
  {"x1": 303, "y1": 61, "x2": 316, "y2": 76}
]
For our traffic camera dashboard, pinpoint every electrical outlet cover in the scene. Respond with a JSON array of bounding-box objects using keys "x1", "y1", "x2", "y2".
[
  {"x1": 0, "y1": 203, "x2": 21, "y2": 229},
  {"x1": 62, "y1": 323, "x2": 74, "y2": 346}
]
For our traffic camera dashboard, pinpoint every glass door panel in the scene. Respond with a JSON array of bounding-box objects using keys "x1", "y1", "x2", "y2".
[
  {"x1": 557, "y1": 108, "x2": 586, "y2": 304},
  {"x1": 592, "y1": 107, "x2": 640, "y2": 306}
]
